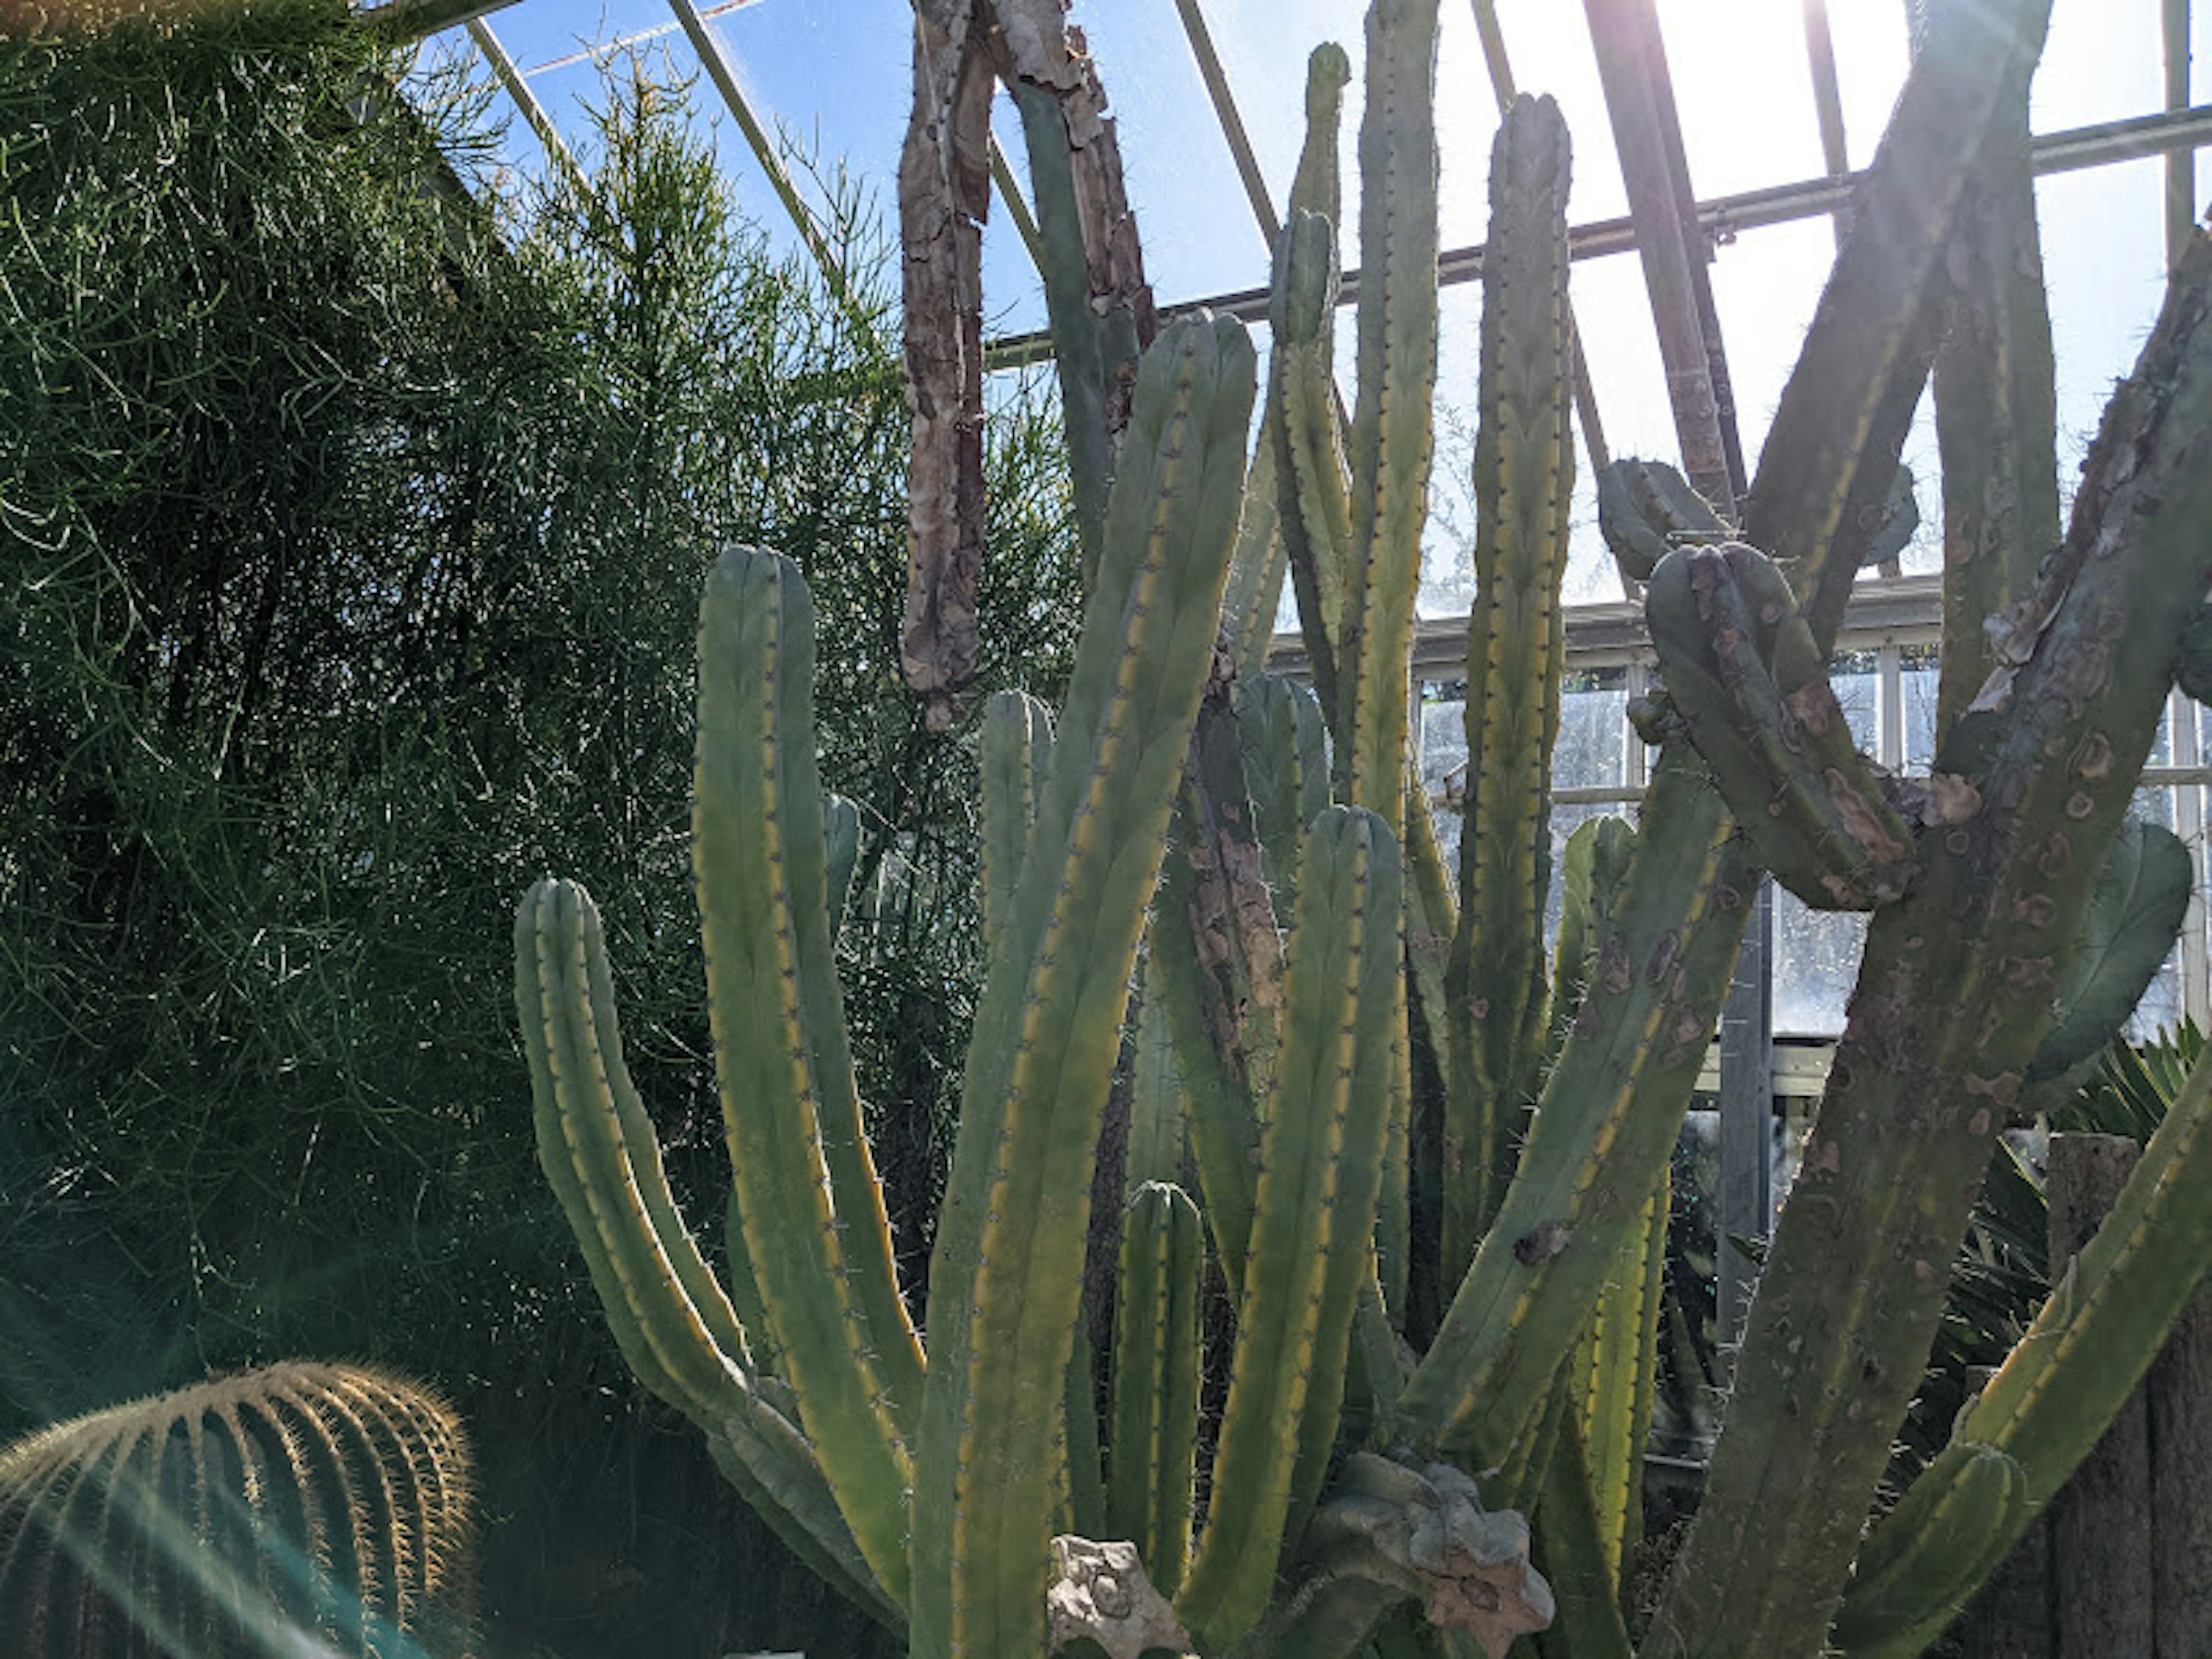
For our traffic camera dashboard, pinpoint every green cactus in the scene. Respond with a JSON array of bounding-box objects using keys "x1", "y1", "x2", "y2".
[
  {"x1": 516, "y1": 0, "x2": 2212, "y2": 1652},
  {"x1": 0, "y1": 1362, "x2": 475, "y2": 1659}
]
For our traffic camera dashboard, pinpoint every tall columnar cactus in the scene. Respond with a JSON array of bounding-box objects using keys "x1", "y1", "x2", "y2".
[
  {"x1": 519, "y1": 0, "x2": 2212, "y2": 1653},
  {"x1": 0, "y1": 1362, "x2": 475, "y2": 1659}
]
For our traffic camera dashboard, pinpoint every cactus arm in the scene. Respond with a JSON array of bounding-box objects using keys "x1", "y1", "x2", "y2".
[
  {"x1": 1224, "y1": 433, "x2": 1289, "y2": 677},
  {"x1": 1829, "y1": 1443, "x2": 2029, "y2": 1658},
  {"x1": 998, "y1": 6, "x2": 1156, "y2": 574},
  {"x1": 979, "y1": 689, "x2": 1055, "y2": 949},
  {"x1": 1150, "y1": 684, "x2": 1283, "y2": 1291},
  {"x1": 1571, "y1": 1176, "x2": 1667, "y2": 1583},
  {"x1": 1124, "y1": 962, "x2": 1189, "y2": 1192},
  {"x1": 1397, "y1": 756, "x2": 1745, "y2": 1468},
  {"x1": 514, "y1": 878, "x2": 890, "y2": 1617},
  {"x1": 1271, "y1": 206, "x2": 1355, "y2": 732},
  {"x1": 1835, "y1": 1037, "x2": 2212, "y2": 1654},
  {"x1": 1251, "y1": 42, "x2": 1355, "y2": 701},
  {"x1": 1643, "y1": 230, "x2": 2212, "y2": 1659},
  {"x1": 1645, "y1": 541, "x2": 1918, "y2": 911},
  {"x1": 1749, "y1": 0, "x2": 2052, "y2": 653},
  {"x1": 1291, "y1": 42, "x2": 1351, "y2": 229},
  {"x1": 1176, "y1": 806, "x2": 1404, "y2": 1654},
  {"x1": 1339, "y1": 0, "x2": 1440, "y2": 828},
  {"x1": 1530, "y1": 1414, "x2": 1636, "y2": 1659},
  {"x1": 1236, "y1": 672, "x2": 1330, "y2": 923},
  {"x1": 1594, "y1": 458, "x2": 1728, "y2": 584},
  {"x1": 1546, "y1": 816, "x2": 1638, "y2": 1063},
  {"x1": 693, "y1": 547, "x2": 925, "y2": 1599},
  {"x1": 1105, "y1": 1180, "x2": 1205, "y2": 1597},
  {"x1": 1932, "y1": 59, "x2": 2059, "y2": 743},
  {"x1": 2029, "y1": 817, "x2": 2191, "y2": 1080},
  {"x1": 910, "y1": 314, "x2": 1254, "y2": 1659},
  {"x1": 1445, "y1": 92, "x2": 1577, "y2": 1277}
]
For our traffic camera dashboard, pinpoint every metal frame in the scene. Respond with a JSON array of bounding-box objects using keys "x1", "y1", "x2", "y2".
[{"x1": 984, "y1": 104, "x2": 2212, "y2": 361}]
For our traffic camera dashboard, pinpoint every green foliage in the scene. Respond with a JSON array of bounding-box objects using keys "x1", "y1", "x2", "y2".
[{"x1": 1, "y1": 5, "x2": 1076, "y2": 1653}]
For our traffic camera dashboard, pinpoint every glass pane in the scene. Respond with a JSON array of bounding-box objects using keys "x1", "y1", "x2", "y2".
[
  {"x1": 1772, "y1": 887, "x2": 1866, "y2": 1039},
  {"x1": 1557, "y1": 666, "x2": 1629, "y2": 791},
  {"x1": 1828, "y1": 649, "x2": 1879, "y2": 755},
  {"x1": 1902, "y1": 645, "x2": 1942, "y2": 773}
]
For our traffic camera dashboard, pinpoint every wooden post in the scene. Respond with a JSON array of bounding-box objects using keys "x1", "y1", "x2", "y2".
[
  {"x1": 2046, "y1": 1133, "x2": 2154, "y2": 1658},
  {"x1": 2150, "y1": 1275, "x2": 2212, "y2": 1654}
]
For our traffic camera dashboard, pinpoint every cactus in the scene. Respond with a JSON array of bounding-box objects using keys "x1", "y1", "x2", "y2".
[
  {"x1": 516, "y1": 0, "x2": 2212, "y2": 1652},
  {"x1": 0, "y1": 1362, "x2": 474, "y2": 1659}
]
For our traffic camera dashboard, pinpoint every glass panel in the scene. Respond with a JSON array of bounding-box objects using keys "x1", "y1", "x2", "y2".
[
  {"x1": 1771, "y1": 887, "x2": 1865, "y2": 1039},
  {"x1": 1828, "y1": 648, "x2": 1879, "y2": 755},
  {"x1": 1556, "y1": 666, "x2": 1629, "y2": 791},
  {"x1": 2039, "y1": 161, "x2": 2167, "y2": 490},
  {"x1": 1902, "y1": 645, "x2": 1942, "y2": 774},
  {"x1": 2035, "y1": 0, "x2": 2164, "y2": 135}
]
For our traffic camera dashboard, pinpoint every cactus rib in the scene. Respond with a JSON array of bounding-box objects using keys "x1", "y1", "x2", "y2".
[
  {"x1": 911, "y1": 313, "x2": 1255, "y2": 1659},
  {"x1": 1176, "y1": 806, "x2": 1404, "y2": 1654},
  {"x1": 694, "y1": 548, "x2": 923, "y2": 1600},
  {"x1": 515, "y1": 877, "x2": 892, "y2": 1622},
  {"x1": 1105, "y1": 1180, "x2": 1205, "y2": 1597},
  {"x1": 1446, "y1": 92, "x2": 1577, "y2": 1275}
]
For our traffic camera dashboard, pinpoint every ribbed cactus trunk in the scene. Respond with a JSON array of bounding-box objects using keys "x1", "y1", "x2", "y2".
[{"x1": 512, "y1": 0, "x2": 2212, "y2": 1653}]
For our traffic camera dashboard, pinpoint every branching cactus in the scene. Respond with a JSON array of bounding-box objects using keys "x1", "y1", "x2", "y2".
[
  {"x1": 0, "y1": 1362, "x2": 475, "y2": 1659},
  {"x1": 517, "y1": 0, "x2": 2212, "y2": 1653}
]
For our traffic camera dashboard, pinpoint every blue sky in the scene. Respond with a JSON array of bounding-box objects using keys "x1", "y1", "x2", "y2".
[{"x1": 421, "y1": 0, "x2": 2203, "y2": 606}]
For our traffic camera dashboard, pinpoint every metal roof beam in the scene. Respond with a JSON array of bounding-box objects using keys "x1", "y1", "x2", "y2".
[
  {"x1": 2166, "y1": 0, "x2": 2196, "y2": 271},
  {"x1": 1584, "y1": 0, "x2": 1746, "y2": 512},
  {"x1": 665, "y1": 0, "x2": 876, "y2": 339},
  {"x1": 982, "y1": 104, "x2": 2212, "y2": 366},
  {"x1": 1800, "y1": 0, "x2": 1854, "y2": 248},
  {"x1": 1171, "y1": 0, "x2": 1280, "y2": 251},
  {"x1": 359, "y1": 0, "x2": 522, "y2": 46},
  {"x1": 467, "y1": 17, "x2": 594, "y2": 204}
]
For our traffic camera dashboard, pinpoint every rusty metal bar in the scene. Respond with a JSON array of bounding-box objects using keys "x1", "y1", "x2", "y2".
[{"x1": 1582, "y1": 0, "x2": 1744, "y2": 510}]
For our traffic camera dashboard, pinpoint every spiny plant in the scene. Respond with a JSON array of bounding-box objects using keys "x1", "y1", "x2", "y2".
[
  {"x1": 514, "y1": 0, "x2": 2212, "y2": 1654},
  {"x1": 0, "y1": 1362, "x2": 475, "y2": 1658}
]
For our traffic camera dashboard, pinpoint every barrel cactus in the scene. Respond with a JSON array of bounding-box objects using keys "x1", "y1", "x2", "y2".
[{"x1": 0, "y1": 1361, "x2": 475, "y2": 1658}]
